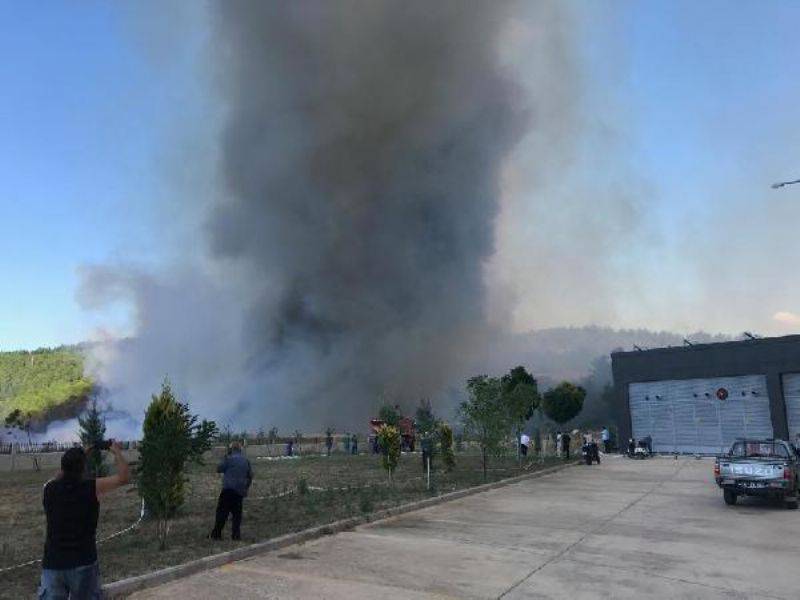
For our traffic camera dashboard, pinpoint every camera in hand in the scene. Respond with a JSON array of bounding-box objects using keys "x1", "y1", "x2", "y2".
[{"x1": 94, "y1": 440, "x2": 113, "y2": 451}]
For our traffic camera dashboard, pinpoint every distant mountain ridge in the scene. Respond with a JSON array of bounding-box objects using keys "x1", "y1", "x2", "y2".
[
  {"x1": 2, "y1": 327, "x2": 733, "y2": 432},
  {"x1": 494, "y1": 326, "x2": 731, "y2": 382}
]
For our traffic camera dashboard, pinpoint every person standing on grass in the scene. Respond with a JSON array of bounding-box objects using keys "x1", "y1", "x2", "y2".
[
  {"x1": 40, "y1": 441, "x2": 130, "y2": 599},
  {"x1": 561, "y1": 431, "x2": 571, "y2": 460},
  {"x1": 210, "y1": 441, "x2": 253, "y2": 541},
  {"x1": 519, "y1": 432, "x2": 531, "y2": 457},
  {"x1": 351, "y1": 433, "x2": 358, "y2": 455}
]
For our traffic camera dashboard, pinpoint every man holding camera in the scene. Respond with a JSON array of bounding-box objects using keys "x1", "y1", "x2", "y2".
[
  {"x1": 210, "y1": 441, "x2": 253, "y2": 541},
  {"x1": 39, "y1": 440, "x2": 130, "y2": 599}
]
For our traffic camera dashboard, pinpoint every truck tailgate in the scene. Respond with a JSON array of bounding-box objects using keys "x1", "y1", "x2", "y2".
[{"x1": 721, "y1": 461, "x2": 783, "y2": 479}]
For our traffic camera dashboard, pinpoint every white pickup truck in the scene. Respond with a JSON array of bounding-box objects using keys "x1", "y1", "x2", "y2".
[{"x1": 714, "y1": 439, "x2": 800, "y2": 509}]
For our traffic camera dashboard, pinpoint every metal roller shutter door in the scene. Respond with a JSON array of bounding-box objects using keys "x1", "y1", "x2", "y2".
[
  {"x1": 782, "y1": 373, "x2": 800, "y2": 442},
  {"x1": 629, "y1": 375, "x2": 771, "y2": 454}
]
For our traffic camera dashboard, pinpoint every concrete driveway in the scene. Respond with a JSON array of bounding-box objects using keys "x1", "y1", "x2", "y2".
[{"x1": 131, "y1": 456, "x2": 800, "y2": 599}]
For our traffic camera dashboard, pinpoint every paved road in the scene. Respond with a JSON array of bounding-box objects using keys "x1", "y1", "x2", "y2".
[{"x1": 132, "y1": 457, "x2": 800, "y2": 599}]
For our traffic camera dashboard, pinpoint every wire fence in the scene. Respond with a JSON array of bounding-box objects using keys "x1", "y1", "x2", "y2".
[{"x1": 0, "y1": 440, "x2": 138, "y2": 455}]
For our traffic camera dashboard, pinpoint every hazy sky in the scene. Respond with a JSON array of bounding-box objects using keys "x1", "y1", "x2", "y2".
[{"x1": 1, "y1": 1, "x2": 799, "y2": 351}]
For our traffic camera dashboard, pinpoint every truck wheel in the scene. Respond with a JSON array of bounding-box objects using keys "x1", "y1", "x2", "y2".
[
  {"x1": 785, "y1": 497, "x2": 798, "y2": 510},
  {"x1": 723, "y1": 489, "x2": 737, "y2": 505}
]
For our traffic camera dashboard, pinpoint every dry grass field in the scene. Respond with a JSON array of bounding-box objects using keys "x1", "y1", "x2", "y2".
[{"x1": 0, "y1": 450, "x2": 560, "y2": 599}]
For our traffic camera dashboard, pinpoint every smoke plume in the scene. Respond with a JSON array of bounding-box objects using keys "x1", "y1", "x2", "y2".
[{"x1": 80, "y1": 1, "x2": 579, "y2": 430}]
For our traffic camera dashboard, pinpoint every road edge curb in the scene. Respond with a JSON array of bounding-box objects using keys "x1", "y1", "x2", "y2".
[{"x1": 104, "y1": 460, "x2": 578, "y2": 598}]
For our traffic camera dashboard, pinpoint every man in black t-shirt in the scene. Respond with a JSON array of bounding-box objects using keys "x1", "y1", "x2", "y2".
[{"x1": 39, "y1": 441, "x2": 129, "y2": 599}]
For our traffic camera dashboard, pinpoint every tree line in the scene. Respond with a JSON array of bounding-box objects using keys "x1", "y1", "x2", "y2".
[{"x1": 459, "y1": 366, "x2": 585, "y2": 479}]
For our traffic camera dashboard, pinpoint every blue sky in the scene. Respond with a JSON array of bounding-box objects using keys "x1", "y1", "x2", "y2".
[
  {"x1": 0, "y1": 1, "x2": 207, "y2": 349},
  {"x1": 1, "y1": 1, "x2": 799, "y2": 350}
]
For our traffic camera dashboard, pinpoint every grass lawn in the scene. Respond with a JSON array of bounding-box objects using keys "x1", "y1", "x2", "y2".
[{"x1": 0, "y1": 450, "x2": 562, "y2": 599}]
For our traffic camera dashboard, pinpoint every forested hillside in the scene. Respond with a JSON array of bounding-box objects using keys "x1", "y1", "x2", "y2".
[{"x1": 0, "y1": 346, "x2": 93, "y2": 422}]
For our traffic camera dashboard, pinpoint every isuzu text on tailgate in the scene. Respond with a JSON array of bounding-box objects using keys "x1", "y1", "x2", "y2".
[{"x1": 715, "y1": 440, "x2": 800, "y2": 508}]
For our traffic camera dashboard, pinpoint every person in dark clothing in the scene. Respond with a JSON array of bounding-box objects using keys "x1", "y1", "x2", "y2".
[
  {"x1": 561, "y1": 432, "x2": 571, "y2": 460},
  {"x1": 351, "y1": 433, "x2": 358, "y2": 455},
  {"x1": 210, "y1": 442, "x2": 253, "y2": 541},
  {"x1": 40, "y1": 441, "x2": 130, "y2": 599},
  {"x1": 421, "y1": 435, "x2": 434, "y2": 473}
]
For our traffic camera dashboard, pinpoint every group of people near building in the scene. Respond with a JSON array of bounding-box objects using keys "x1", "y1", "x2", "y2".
[{"x1": 519, "y1": 427, "x2": 612, "y2": 459}]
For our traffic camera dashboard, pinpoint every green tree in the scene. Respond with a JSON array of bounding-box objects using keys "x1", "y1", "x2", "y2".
[
  {"x1": 416, "y1": 398, "x2": 438, "y2": 467},
  {"x1": 138, "y1": 380, "x2": 218, "y2": 550},
  {"x1": 4, "y1": 409, "x2": 32, "y2": 444},
  {"x1": 500, "y1": 366, "x2": 540, "y2": 464},
  {"x1": 378, "y1": 403, "x2": 401, "y2": 427},
  {"x1": 4, "y1": 409, "x2": 40, "y2": 470},
  {"x1": 414, "y1": 398, "x2": 437, "y2": 435},
  {"x1": 78, "y1": 399, "x2": 107, "y2": 477},
  {"x1": 438, "y1": 422, "x2": 455, "y2": 472},
  {"x1": 376, "y1": 424, "x2": 401, "y2": 483},
  {"x1": 542, "y1": 382, "x2": 586, "y2": 425},
  {"x1": 460, "y1": 376, "x2": 507, "y2": 481}
]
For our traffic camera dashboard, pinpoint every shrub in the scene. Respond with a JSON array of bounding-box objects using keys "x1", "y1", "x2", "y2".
[
  {"x1": 359, "y1": 493, "x2": 374, "y2": 514},
  {"x1": 297, "y1": 475, "x2": 309, "y2": 496},
  {"x1": 438, "y1": 422, "x2": 455, "y2": 472},
  {"x1": 376, "y1": 425, "x2": 401, "y2": 483},
  {"x1": 137, "y1": 380, "x2": 217, "y2": 550}
]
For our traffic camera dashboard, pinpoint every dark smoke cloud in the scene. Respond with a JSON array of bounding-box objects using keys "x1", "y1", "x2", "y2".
[
  {"x1": 206, "y1": 1, "x2": 527, "y2": 424},
  {"x1": 79, "y1": 1, "x2": 580, "y2": 430}
]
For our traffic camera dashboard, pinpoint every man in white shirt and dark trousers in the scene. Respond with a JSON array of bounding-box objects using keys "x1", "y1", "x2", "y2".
[
  {"x1": 519, "y1": 433, "x2": 531, "y2": 457},
  {"x1": 601, "y1": 427, "x2": 611, "y2": 454}
]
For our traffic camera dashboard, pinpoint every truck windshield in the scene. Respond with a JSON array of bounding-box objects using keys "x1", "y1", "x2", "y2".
[{"x1": 729, "y1": 441, "x2": 789, "y2": 459}]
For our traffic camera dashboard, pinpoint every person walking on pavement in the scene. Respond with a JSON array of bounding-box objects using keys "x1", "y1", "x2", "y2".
[
  {"x1": 556, "y1": 431, "x2": 562, "y2": 458},
  {"x1": 601, "y1": 426, "x2": 611, "y2": 454},
  {"x1": 210, "y1": 441, "x2": 252, "y2": 541}
]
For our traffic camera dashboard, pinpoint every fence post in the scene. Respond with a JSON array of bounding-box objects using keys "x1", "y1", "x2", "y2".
[
  {"x1": 10, "y1": 443, "x2": 16, "y2": 472},
  {"x1": 426, "y1": 455, "x2": 431, "y2": 490}
]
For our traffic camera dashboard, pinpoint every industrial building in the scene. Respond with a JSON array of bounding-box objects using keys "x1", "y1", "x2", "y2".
[{"x1": 612, "y1": 335, "x2": 800, "y2": 454}]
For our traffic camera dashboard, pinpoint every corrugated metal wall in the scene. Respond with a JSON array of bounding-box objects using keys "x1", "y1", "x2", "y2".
[
  {"x1": 629, "y1": 375, "x2": 772, "y2": 454},
  {"x1": 782, "y1": 373, "x2": 800, "y2": 443}
]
